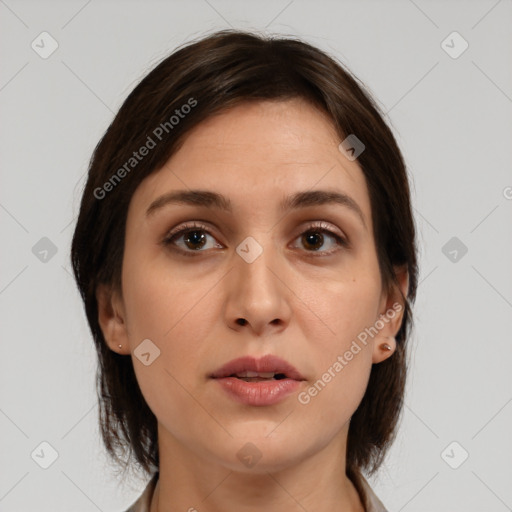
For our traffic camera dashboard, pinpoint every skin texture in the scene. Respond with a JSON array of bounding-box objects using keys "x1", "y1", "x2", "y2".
[{"x1": 97, "y1": 98, "x2": 408, "y2": 512}]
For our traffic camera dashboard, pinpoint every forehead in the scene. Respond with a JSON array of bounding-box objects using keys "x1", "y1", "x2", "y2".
[{"x1": 130, "y1": 99, "x2": 372, "y2": 226}]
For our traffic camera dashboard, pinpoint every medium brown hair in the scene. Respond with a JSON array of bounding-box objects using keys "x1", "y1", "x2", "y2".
[{"x1": 71, "y1": 29, "x2": 418, "y2": 491}]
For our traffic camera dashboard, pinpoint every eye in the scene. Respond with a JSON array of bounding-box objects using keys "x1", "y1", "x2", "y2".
[
  {"x1": 162, "y1": 220, "x2": 348, "y2": 257},
  {"x1": 162, "y1": 222, "x2": 222, "y2": 257},
  {"x1": 291, "y1": 221, "x2": 348, "y2": 256}
]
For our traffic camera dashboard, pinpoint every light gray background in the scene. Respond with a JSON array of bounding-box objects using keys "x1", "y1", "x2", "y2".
[{"x1": 1, "y1": 0, "x2": 511, "y2": 511}]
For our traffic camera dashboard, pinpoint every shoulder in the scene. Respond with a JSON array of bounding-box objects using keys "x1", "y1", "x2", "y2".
[
  {"x1": 356, "y1": 473, "x2": 389, "y2": 512},
  {"x1": 123, "y1": 472, "x2": 159, "y2": 512}
]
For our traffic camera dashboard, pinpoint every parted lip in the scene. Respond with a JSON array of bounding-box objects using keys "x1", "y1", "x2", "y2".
[{"x1": 210, "y1": 354, "x2": 305, "y2": 380}]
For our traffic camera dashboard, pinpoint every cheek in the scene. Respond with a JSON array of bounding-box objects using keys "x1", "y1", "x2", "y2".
[
  {"x1": 121, "y1": 254, "x2": 222, "y2": 372},
  {"x1": 297, "y1": 262, "x2": 382, "y2": 350},
  {"x1": 123, "y1": 261, "x2": 220, "y2": 433},
  {"x1": 122, "y1": 250, "x2": 202, "y2": 338},
  {"x1": 302, "y1": 355, "x2": 373, "y2": 436},
  {"x1": 297, "y1": 280, "x2": 376, "y2": 422},
  {"x1": 293, "y1": 265, "x2": 379, "y2": 415}
]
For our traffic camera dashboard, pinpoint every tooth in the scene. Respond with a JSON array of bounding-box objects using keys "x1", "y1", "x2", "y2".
[
  {"x1": 235, "y1": 371, "x2": 276, "y2": 378},
  {"x1": 235, "y1": 371, "x2": 258, "y2": 378}
]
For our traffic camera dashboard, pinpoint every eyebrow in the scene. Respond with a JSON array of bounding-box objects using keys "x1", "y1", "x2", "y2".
[{"x1": 146, "y1": 189, "x2": 366, "y2": 228}]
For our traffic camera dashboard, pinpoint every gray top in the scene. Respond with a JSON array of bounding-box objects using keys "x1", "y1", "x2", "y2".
[{"x1": 124, "y1": 472, "x2": 388, "y2": 512}]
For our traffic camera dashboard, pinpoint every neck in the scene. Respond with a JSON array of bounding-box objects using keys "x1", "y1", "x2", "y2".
[{"x1": 149, "y1": 424, "x2": 365, "y2": 512}]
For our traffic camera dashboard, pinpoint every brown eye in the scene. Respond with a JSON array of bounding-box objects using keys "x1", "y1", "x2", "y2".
[
  {"x1": 162, "y1": 221, "x2": 348, "y2": 258},
  {"x1": 162, "y1": 222, "x2": 223, "y2": 257},
  {"x1": 181, "y1": 229, "x2": 208, "y2": 250},
  {"x1": 292, "y1": 222, "x2": 348, "y2": 256},
  {"x1": 302, "y1": 231, "x2": 325, "y2": 251}
]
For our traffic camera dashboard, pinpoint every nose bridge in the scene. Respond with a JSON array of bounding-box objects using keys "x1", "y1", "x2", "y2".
[
  {"x1": 227, "y1": 230, "x2": 291, "y2": 329},
  {"x1": 219, "y1": 195, "x2": 301, "y2": 334},
  {"x1": 235, "y1": 232, "x2": 280, "y2": 292}
]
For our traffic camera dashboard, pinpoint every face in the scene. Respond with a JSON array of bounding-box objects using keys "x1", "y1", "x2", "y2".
[{"x1": 97, "y1": 98, "x2": 406, "y2": 474}]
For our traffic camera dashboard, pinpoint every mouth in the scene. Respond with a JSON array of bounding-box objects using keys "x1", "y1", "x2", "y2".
[
  {"x1": 209, "y1": 354, "x2": 306, "y2": 382},
  {"x1": 226, "y1": 371, "x2": 289, "y2": 382},
  {"x1": 209, "y1": 354, "x2": 306, "y2": 406}
]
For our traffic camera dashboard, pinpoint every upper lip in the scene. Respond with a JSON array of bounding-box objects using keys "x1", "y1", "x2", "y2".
[{"x1": 210, "y1": 354, "x2": 305, "y2": 380}]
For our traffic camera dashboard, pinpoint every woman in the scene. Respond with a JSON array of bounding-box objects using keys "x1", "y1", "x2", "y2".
[{"x1": 71, "y1": 29, "x2": 418, "y2": 512}]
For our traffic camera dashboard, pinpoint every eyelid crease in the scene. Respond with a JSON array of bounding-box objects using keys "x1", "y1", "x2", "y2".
[{"x1": 161, "y1": 220, "x2": 349, "y2": 257}]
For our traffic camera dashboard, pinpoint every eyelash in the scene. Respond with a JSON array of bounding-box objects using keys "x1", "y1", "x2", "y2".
[{"x1": 161, "y1": 221, "x2": 348, "y2": 258}]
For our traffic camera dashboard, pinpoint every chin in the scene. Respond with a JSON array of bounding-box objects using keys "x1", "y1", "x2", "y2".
[{"x1": 211, "y1": 434, "x2": 315, "y2": 474}]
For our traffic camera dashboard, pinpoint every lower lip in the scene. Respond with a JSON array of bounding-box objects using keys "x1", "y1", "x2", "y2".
[{"x1": 212, "y1": 377, "x2": 302, "y2": 406}]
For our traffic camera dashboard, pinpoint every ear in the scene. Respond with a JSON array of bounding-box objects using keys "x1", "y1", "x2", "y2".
[
  {"x1": 96, "y1": 283, "x2": 130, "y2": 354},
  {"x1": 372, "y1": 265, "x2": 409, "y2": 364}
]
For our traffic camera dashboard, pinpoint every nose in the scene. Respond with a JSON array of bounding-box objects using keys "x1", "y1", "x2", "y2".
[{"x1": 225, "y1": 238, "x2": 292, "y2": 336}]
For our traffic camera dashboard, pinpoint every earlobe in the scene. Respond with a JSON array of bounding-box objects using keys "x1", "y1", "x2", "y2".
[
  {"x1": 373, "y1": 265, "x2": 409, "y2": 364},
  {"x1": 95, "y1": 283, "x2": 129, "y2": 354},
  {"x1": 372, "y1": 336, "x2": 397, "y2": 363}
]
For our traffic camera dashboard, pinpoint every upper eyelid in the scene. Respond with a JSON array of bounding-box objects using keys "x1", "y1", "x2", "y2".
[{"x1": 164, "y1": 220, "x2": 347, "y2": 245}]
